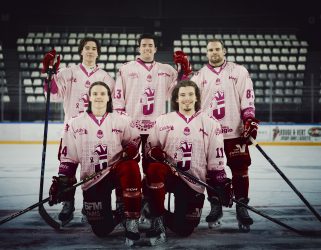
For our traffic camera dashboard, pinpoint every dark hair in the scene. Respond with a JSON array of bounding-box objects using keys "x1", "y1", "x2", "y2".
[
  {"x1": 87, "y1": 81, "x2": 113, "y2": 113},
  {"x1": 138, "y1": 33, "x2": 158, "y2": 47},
  {"x1": 78, "y1": 37, "x2": 101, "y2": 58},
  {"x1": 207, "y1": 39, "x2": 225, "y2": 50},
  {"x1": 171, "y1": 80, "x2": 201, "y2": 112}
]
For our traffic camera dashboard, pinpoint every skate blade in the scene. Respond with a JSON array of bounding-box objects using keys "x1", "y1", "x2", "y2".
[
  {"x1": 125, "y1": 237, "x2": 138, "y2": 247},
  {"x1": 208, "y1": 220, "x2": 221, "y2": 229},
  {"x1": 60, "y1": 215, "x2": 74, "y2": 227},
  {"x1": 238, "y1": 223, "x2": 250, "y2": 233},
  {"x1": 149, "y1": 233, "x2": 166, "y2": 246}
]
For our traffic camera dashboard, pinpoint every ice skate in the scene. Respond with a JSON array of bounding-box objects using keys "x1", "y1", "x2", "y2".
[
  {"x1": 236, "y1": 198, "x2": 253, "y2": 233},
  {"x1": 139, "y1": 199, "x2": 151, "y2": 231},
  {"x1": 124, "y1": 218, "x2": 140, "y2": 247},
  {"x1": 146, "y1": 216, "x2": 166, "y2": 246},
  {"x1": 81, "y1": 207, "x2": 87, "y2": 223},
  {"x1": 206, "y1": 197, "x2": 223, "y2": 229},
  {"x1": 58, "y1": 200, "x2": 75, "y2": 226}
]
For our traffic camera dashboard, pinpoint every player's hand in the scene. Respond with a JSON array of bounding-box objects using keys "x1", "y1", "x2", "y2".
[
  {"x1": 173, "y1": 50, "x2": 192, "y2": 80},
  {"x1": 41, "y1": 49, "x2": 60, "y2": 74},
  {"x1": 122, "y1": 145, "x2": 140, "y2": 162},
  {"x1": 241, "y1": 117, "x2": 259, "y2": 142},
  {"x1": 148, "y1": 147, "x2": 167, "y2": 162},
  {"x1": 48, "y1": 176, "x2": 76, "y2": 206}
]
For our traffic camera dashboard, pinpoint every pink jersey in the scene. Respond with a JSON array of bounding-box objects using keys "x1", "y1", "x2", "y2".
[
  {"x1": 146, "y1": 111, "x2": 225, "y2": 194},
  {"x1": 191, "y1": 61, "x2": 255, "y2": 139},
  {"x1": 59, "y1": 111, "x2": 140, "y2": 191},
  {"x1": 45, "y1": 64, "x2": 115, "y2": 124},
  {"x1": 113, "y1": 59, "x2": 177, "y2": 135}
]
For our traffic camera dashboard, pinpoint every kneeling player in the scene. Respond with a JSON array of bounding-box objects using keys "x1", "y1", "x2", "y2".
[
  {"x1": 48, "y1": 82, "x2": 142, "y2": 246},
  {"x1": 144, "y1": 80, "x2": 233, "y2": 246}
]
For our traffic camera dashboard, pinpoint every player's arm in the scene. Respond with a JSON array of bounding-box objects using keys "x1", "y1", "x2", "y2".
[
  {"x1": 113, "y1": 68, "x2": 126, "y2": 111},
  {"x1": 49, "y1": 121, "x2": 79, "y2": 206},
  {"x1": 238, "y1": 67, "x2": 259, "y2": 142}
]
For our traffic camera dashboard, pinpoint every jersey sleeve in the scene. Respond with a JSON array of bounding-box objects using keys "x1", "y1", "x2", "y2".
[
  {"x1": 237, "y1": 66, "x2": 256, "y2": 120},
  {"x1": 113, "y1": 66, "x2": 126, "y2": 111},
  {"x1": 206, "y1": 117, "x2": 225, "y2": 172},
  {"x1": 44, "y1": 67, "x2": 71, "y2": 102},
  {"x1": 58, "y1": 119, "x2": 80, "y2": 177},
  {"x1": 102, "y1": 72, "x2": 116, "y2": 97}
]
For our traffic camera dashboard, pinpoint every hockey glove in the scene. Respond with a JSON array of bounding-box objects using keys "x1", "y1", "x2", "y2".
[
  {"x1": 219, "y1": 178, "x2": 234, "y2": 207},
  {"x1": 41, "y1": 49, "x2": 60, "y2": 74},
  {"x1": 148, "y1": 146, "x2": 167, "y2": 162},
  {"x1": 122, "y1": 144, "x2": 140, "y2": 162},
  {"x1": 241, "y1": 117, "x2": 259, "y2": 142},
  {"x1": 173, "y1": 50, "x2": 192, "y2": 80},
  {"x1": 48, "y1": 176, "x2": 77, "y2": 206}
]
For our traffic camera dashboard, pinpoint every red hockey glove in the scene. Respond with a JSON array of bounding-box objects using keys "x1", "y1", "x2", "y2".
[
  {"x1": 218, "y1": 178, "x2": 234, "y2": 208},
  {"x1": 48, "y1": 176, "x2": 77, "y2": 206},
  {"x1": 241, "y1": 117, "x2": 260, "y2": 141},
  {"x1": 148, "y1": 146, "x2": 167, "y2": 162},
  {"x1": 41, "y1": 49, "x2": 60, "y2": 74},
  {"x1": 122, "y1": 144, "x2": 140, "y2": 162},
  {"x1": 173, "y1": 50, "x2": 192, "y2": 80}
]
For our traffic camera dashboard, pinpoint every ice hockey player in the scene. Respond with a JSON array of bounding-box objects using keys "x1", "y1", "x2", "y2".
[
  {"x1": 191, "y1": 39, "x2": 259, "y2": 231},
  {"x1": 144, "y1": 80, "x2": 233, "y2": 245},
  {"x1": 42, "y1": 37, "x2": 115, "y2": 225},
  {"x1": 48, "y1": 81, "x2": 142, "y2": 246}
]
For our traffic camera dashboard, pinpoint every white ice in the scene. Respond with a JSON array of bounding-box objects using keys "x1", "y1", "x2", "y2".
[{"x1": 0, "y1": 144, "x2": 321, "y2": 249}]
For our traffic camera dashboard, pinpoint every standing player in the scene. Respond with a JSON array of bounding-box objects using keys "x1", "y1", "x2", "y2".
[
  {"x1": 144, "y1": 80, "x2": 233, "y2": 245},
  {"x1": 113, "y1": 33, "x2": 179, "y2": 219},
  {"x1": 191, "y1": 39, "x2": 259, "y2": 231},
  {"x1": 48, "y1": 82, "x2": 142, "y2": 246},
  {"x1": 42, "y1": 37, "x2": 115, "y2": 225}
]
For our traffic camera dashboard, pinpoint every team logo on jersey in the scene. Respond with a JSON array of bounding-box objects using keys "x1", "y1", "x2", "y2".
[
  {"x1": 94, "y1": 144, "x2": 108, "y2": 172},
  {"x1": 97, "y1": 129, "x2": 104, "y2": 139},
  {"x1": 85, "y1": 80, "x2": 91, "y2": 88},
  {"x1": 211, "y1": 90, "x2": 225, "y2": 120},
  {"x1": 175, "y1": 141, "x2": 192, "y2": 171},
  {"x1": 141, "y1": 87, "x2": 155, "y2": 115},
  {"x1": 215, "y1": 78, "x2": 221, "y2": 85},
  {"x1": 221, "y1": 125, "x2": 233, "y2": 134},
  {"x1": 77, "y1": 94, "x2": 89, "y2": 112},
  {"x1": 147, "y1": 74, "x2": 152, "y2": 82},
  {"x1": 201, "y1": 80, "x2": 207, "y2": 86},
  {"x1": 183, "y1": 127, "x2": 191, "y2": 136}
]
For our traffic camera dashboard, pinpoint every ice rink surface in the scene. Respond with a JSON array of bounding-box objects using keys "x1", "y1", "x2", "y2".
[{"x1": 0, "y1": 144, "x2": 321, "y2": 249}]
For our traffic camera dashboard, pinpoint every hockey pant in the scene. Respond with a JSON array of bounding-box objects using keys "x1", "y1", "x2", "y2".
[
  {"x1": 83, "y1": 159, "x2": 142, "y2": 237},
  {"x1": 146, "y1": 162, "x2": 205, "y2": 237}
]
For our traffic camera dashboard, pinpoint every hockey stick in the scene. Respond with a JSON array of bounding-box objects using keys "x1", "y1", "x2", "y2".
[
  {"x1": 250, "y1": 137, "x2": 321, "y2": 223},
  {"x1": 0, "y1": 170, "x2": 104, "y2": 226},
  {"x1": 38, "y1": 61, "x2": 60, "y2": 229},
  {"x1": 159, "y1": 157, "x2": 311, "y2": 236}
]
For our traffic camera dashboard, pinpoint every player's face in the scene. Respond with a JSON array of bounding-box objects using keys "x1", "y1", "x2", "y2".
[
  {"x1": 139, "y1": 38, "x2": 157, "y2": 62},
  {"x1": 81, "y1": 41, "x2": 98, "y2": 66},
  {"x1": 176, "y1": 86, "x2": 197, "y2": 115},
  {"x1": 207, "y1": 41, "x2": 226, "y2": 67},
  {"x1": 89, "y1": 85, "x2": 109, "y2": 113}
]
